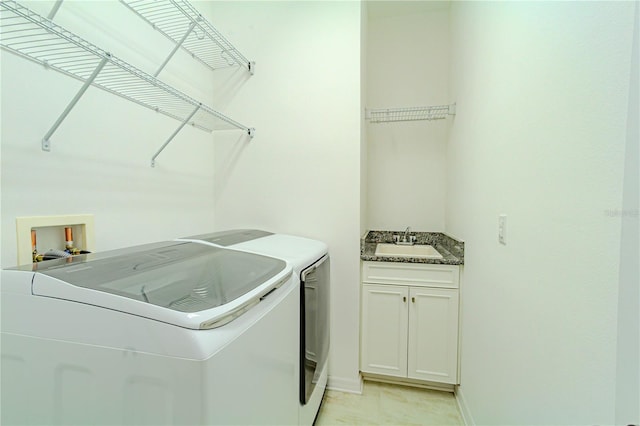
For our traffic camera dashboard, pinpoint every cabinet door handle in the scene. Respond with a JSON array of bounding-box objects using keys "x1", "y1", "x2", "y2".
[
  {"x1": 411, "y1": 297, "x2": 415, "y2": 303},
  {"x1": 403, "y1": 296, "x2": 406, "y2": 302}
]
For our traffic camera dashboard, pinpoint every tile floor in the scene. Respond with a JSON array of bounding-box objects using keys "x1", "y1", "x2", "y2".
[{"x1": 315, "y1": 380, "x2": 464, "y2": 426}]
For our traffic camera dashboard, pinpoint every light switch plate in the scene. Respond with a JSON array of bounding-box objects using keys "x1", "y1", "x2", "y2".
[{"x1": 498, "y1": 214, "x2": 507, "y2": 245}]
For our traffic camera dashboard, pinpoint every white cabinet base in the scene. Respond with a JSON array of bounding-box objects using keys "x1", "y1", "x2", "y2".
[{"x1": 360, "y1": 261, "x2": 461, "y2": 386}]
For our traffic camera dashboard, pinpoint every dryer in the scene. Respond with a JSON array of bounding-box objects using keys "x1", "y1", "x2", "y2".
[
  {"x1": 179, "y1": 230, "x2": 330, "y2": 425},
  {"x1": 1, "y1": 240, "x2": 300, "y2": 425}
]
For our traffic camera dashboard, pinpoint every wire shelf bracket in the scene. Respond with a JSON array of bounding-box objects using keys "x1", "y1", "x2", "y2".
[
  {"x1": 0, "y1": 0, "x2": 254, "y2": 162},
  {"x1": 47, "y1": 0, "x2": 63, "y2": 20},
  {"x1": 42, "y1": 55, "x2": 108, "y2": 151},
  {"x1": 151, "y1": 103, "x2": 200, "y2": 167},
  {"x1": 154, "y1": 20, "x2": 196, "y2": 77},
  {"x1": 365, "y1": 104, "x2": 456, "y2": 123},
  {"x1": 120, "y1": 0, "x2": 254, "y2": 75}
]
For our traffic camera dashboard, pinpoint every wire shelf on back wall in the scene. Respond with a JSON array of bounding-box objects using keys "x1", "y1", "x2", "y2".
[{"x1": 366, "y1": 104, "x2": 456, "y2": 123}]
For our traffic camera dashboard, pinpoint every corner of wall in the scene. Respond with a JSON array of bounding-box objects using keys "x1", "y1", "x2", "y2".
[
  {"x1": 360, "y1": 0, "x2": 368, "y2": 236},
  {"x1": 615, "y1": 2, "x2": 640, "y2": 424},
  {"x1": 455, "y1": 387, "x2": 475, "y2": 426},
  {"x1": 327, "y1": 374, "x2": 364, "y2": 395}
]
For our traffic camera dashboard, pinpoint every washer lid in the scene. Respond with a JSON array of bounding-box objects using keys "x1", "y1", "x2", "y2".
[
  {"x1": 31, "y1": 241, "x2": 291, "y2": 329},
  {"x1": 180, "y1": 229, "x2": 273, "y2": 246}
]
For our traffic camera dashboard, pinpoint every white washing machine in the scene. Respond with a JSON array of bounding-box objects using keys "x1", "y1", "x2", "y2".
[
  {"x1": 179, "y1": 230, "x2": 330, "y2": 425},
  {"x1": 1, "y1": 240, "x2": 300, "y2": 425}
]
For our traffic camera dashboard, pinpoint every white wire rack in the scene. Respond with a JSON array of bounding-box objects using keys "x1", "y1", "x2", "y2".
[
  {"x1": 0, "y1": 0, "x2": 253, "y2": 165},
  {"x1": 366, "y1": 104, "x2": 456, "y2": 123},
  {"x1": 120, "y1": 0, "x2": 254, "y2": 75}
]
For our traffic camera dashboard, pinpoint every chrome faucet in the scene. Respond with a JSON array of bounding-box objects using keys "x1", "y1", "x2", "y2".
[
  {"x1": 394, "y1": 226, "x2": 416, "y2": 245},
  {"x1": 403, "y1": 226, "x2": 411, "y2": 242}
]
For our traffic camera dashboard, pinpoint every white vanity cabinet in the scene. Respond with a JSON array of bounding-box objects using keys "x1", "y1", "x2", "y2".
[{"x1": 360, "y1": 261, "x2": 460, "y2": 385}]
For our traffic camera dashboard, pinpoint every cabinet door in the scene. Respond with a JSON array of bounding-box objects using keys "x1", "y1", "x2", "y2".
[
  {"x1": 360, "y1": 284, "x2": 408, "y2": 377},
  {"x1": 407, "y1": 287, "x2": 459, "y2": 384}
]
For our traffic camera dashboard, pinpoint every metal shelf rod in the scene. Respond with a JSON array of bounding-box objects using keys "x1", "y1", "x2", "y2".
[
  {"x1": 47, "y1": 0, "x2": 63, "y2": 20},
  {"x1": 42, "y1": 55, "x2": 109, "y2": 151},
  {"x1": 151, "y1": 103, "x2": 201, "y2": 167},
  {"x1": 153, "y1": 20, "x2": 195, "y2": 77}
]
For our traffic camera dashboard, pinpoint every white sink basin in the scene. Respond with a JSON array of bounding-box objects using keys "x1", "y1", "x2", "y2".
[{"x1": 375, "y1": 243, "x2": 443, "y2": 259}]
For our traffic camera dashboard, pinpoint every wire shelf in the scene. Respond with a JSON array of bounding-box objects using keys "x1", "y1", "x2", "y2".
[
  {"x1": 0, "y1": 0, "x2": 253, "y2": 162},
  {"x1": 120, "y1": 0, "x2": 253, "y2": 74},
  {"x1": 366, "y1": 104, "x2": 455, "y2": 123}
]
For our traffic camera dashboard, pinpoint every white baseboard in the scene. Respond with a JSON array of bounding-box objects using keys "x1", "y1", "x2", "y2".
[
  {"x1": 455, "y1": 387, "x2": 475, "y2": 426},
  {"x1": 327, "y1": 374, "x2": 363, "y2": 394}
]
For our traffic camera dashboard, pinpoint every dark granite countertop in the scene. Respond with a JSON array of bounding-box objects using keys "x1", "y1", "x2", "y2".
[{"x1": 360, "y1": 230, "x2": 464, "y2": 265}]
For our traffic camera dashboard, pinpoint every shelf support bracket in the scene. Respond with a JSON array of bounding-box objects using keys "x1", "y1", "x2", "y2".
[
  {"x1": 153, "y1": 21, "x2": 197, "y2": 77},
  {"x1": 42, "y1": 55, "x2": 109, "y2": 152},
  {"x1": 47, "y1": 0, "x2": 64, "y2": 20},
  {"x1": 151, "y1": 103, "x2": 201, "y2": 167}
]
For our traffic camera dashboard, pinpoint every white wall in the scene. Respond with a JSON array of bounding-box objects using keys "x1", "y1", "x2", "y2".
[
  {"x1": 203, "y1": 1, "x2": 364, "y2": 392},
  {"x1": 447, "y1": 2, "x2": 636, "y2": 424},
  {"x1": 366, "y1": 2, "x2": 450, "y2": 232},
  {"x1": 1, "y1": 0, "x2": 223, "y2": 267}
]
